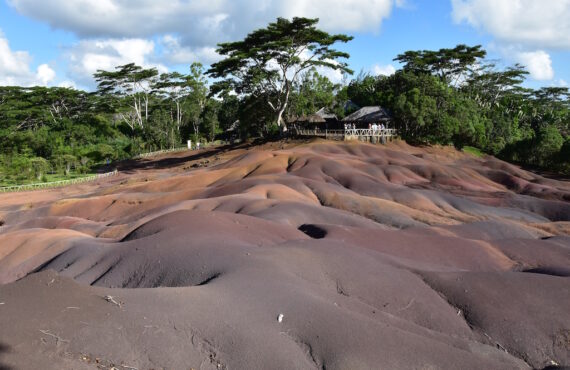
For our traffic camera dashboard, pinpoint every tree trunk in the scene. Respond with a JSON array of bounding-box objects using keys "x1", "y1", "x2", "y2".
[
  {"x1": 277, "y1": 81, "x2": 291, "y2": 131},
  {"x1": 145, "y1": 93, "x2": 149, "y2": 121},
  {"x1": 176, "y1": 102, "x2": 181, "y2": 132},
  {"x1": 277, "y1": 107, "x2": 287, "y2": 131}
]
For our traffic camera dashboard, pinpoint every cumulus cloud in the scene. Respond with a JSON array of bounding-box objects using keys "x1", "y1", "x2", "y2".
[
  {"x1": 66, "y1": 38, "x2": 167, "y2": 87},
  {"x1": 515, "y1": 50, "x2": 554, "y2": 81},
  {"x1": 8, "y1": 0, "x2": 400, "y2": 43},
  {"x1": 159, "y1": 35, "x2": 220, "y2": 65},
  {"x1": 0, "y1": 30, "x2": 56, "y2": 86},
  {"x1": 36, "y1": 64, "x2": 56, "y2": 85},
  {"x1": 451, "y1": 1, "x2": 570, "y2": 82},
  {"x1": 451, "y1": 0, "x2": 570, "y2": 50},
  {"x1": 278, "y1": 0, "x2": 394, "y2": 33},
  {"x1": 7, "y1": 1, "x2": 405, "y2": 88},
  {"x1": 372, "y1": 64, "x2": 396, "y2": 76}
]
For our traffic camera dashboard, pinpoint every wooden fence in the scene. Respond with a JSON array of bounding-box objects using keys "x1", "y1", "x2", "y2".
[
  {"x1": 0, "y1": 170, "x2": 119, "y2": 193},
  {"x1": 134, "y1": 147, "x2": 189, "y2": 159}
]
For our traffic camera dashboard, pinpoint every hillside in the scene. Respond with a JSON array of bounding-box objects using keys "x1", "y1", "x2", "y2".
[{"x1": 0, "y1": 139, "x2": 569, "y2": 369}]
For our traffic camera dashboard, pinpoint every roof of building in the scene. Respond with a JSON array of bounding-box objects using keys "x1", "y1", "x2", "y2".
[
  {"x1": 289, "y1": 113, "x2": 326, "y2": 124},
  {"x1": 342, "y1": 106, "x2": 391, "y2": 123}
]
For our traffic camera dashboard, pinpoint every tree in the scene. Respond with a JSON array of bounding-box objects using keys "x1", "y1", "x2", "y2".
[
  {"x1": 153, "y1": 71, "x2": 189, "y2": 133},
  {"x1": 394, "y1": 44, "x2": 486, "y2": 86},
  {"x1": 94, "y1": 63, "x2": 158, "y2": 130},
  {"x1": 207, "y1": 17, "x2": 353, "y2": 131},
  {"x1": 200, "y1": 99, "x2": 221, "y2": 142},
  {"x1": 217, "y1": 92, "x2": 240, "y2": 131},
  {"x1": 289, "y1": 67, "x2": 337, "y2": 117},
  {"x1": 182, "y1": 63, "x2": 209, "y2": 140},
  {"x1": 534, "y1": 126, "x2": 564, "y2": 164},
  {"x1": 346, "y1": 72, "x2": 382, "y2": 107}
]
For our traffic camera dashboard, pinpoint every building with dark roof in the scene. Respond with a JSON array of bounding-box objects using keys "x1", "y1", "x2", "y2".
[{"x1": 342, "y1": 106, "x2": 391, "y2": 125}]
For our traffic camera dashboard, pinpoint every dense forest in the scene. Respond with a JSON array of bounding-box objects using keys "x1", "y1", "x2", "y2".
[{"x1": 0, "y1": 18, "x2": 568, "y2": 185}]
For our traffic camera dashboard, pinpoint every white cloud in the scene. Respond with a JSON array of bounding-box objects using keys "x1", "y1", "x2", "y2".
[
  {"x1": 160, "y1": 35, "x2": 220, "y2": 65},
  {"x1": 372, "y1": 64, "x2": 396, "y2": 76},
  {"x1": 0, "y1": 30, "x2": 56, "y2": 86},
  {"x1": 8, "y1": 0, "x2": 399, "y2": 42},
  {"x1": 515, "y1": 50, "x2": 554, "y2": 81},
  {"x1": 66, "y1": 38, "x2": 167, "y2": 87},
  {"x1": 451, "y1": 1, "x2": 570, "y2": 82},
  {"x1": 451, "y1": 0, "x2": 570, "y2": 50},
  {"x1": 58, "y1": 80, "x2": 77, "y2": 89},
  {"x1": 557, "y1": 79, "x2": 568, "y2": 87},
  {"x1": 36, "y1": 64, "x2": 56, "y2": 85},
  {"x1": 7, "y1": 1, "x2": 404, "y2": 88},
  {"x1": 279, "y1": 0, "x2": 394, "y2": 33}
]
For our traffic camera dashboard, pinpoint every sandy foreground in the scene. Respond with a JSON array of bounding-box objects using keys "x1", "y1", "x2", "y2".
[{"x1": 0, "y1": 139, "x2": 568, "y2": 370}]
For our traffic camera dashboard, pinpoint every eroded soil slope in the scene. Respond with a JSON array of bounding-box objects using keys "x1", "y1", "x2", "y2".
[{"x1": 0, "y1": 139, "x2": 569, "y2": 370}]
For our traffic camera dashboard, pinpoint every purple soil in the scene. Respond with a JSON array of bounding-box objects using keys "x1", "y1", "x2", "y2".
[{"x1": 0, "y1": 139, "x2": 568, "y2": 369}]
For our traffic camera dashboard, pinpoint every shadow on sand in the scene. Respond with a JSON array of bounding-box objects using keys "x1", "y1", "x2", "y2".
[
  {"x1": 97, "y1": 137, "x2": 299, "y2": 175},
  {"x1": 0, "y1": 342, "x2": 13, "y2": 370}
]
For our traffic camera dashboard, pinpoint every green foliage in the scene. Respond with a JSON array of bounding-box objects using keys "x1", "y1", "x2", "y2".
[
  {"x1": 208, "y1": 17, "x2": 353, "y2": 128},
  {"x1": 462, "y1": 146, "x2": 484, "y2": 157},
  {"x1": 535, "y1": 126, "x2": 564, "y2": 164},
  {"x1": 217, "y1": 93, "x2": 240, "y2": 132},
  {"x1": 347, "y1": 72, "x2": 382, "y2": 107},
  {"x1": 200, "y1": 99, "x2": 221, "y2": 142},
  {"x1": 342, "y1": 44, "x2": 567, "y2": 175},
  {"x1": 289, "y1": 68, "x2": 339, "y2": 118},
  {"x1": 30, "y1": 157, "x2": 51, "y2": 180},
  {"x1": 394, "y1": 44, "x2": 486, "y2": 85},
  {"x1": 238, "y1": 95, "x2": 276, "y2": 137},
  {"x1": 94, "y1": 63, "x2": 159, "y2": 131}
]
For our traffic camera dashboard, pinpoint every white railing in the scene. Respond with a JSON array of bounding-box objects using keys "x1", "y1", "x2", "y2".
[
  {"x1": 295, "y1": 128, "x2": 397, "y2": 139},
  {"x1": 0, "y1": 170, "x2": 119, "y2": 193},
  {"x1": 344, "y1": 128, "x2": 397, "y2": 137}
]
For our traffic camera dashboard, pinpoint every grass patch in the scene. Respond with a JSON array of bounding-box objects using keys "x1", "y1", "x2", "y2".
[
  {"x1": 0, "y1": 172, "x2": 96, "y2": 187},
  {"x1": 462, "y1": 146, "x2": 484, "y2": 157}
]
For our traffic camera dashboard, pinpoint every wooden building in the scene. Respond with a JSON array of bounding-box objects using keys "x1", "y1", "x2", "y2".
[{"x1": 342, "y1": 106, "x2": 391, "y2": 127}]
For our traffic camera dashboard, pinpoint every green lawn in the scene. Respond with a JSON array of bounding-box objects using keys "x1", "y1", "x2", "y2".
[
  {"x1": 462, "y1": 146, "x2": 484, "y2": 158},
  {"x1": 0, "y1": 172, "x2": 96, "y2": 187}
]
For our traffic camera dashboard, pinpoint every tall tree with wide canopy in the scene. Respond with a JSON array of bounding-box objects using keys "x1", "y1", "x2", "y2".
[
  {"x1": 394, "y1": 44, "x2": 486, "y2": 87},
  {"x1": 94, "y1": 63, "x2": 158, "y2": 131},
  {"x1": 152, "y1": 71, "x2": 188, "y2": 133},
  {"x1": 207, "y1": 17, "x2": 353, "y2": 131}
]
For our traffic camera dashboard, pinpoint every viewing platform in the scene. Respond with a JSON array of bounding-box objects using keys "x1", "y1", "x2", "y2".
[{"x1": 294, "y1": 128, "x2": 397, "y2": 143}]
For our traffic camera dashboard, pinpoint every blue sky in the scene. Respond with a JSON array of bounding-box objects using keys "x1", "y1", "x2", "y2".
[{"x1": 1, "y1": 0, "x2": 569, "y2": 90}]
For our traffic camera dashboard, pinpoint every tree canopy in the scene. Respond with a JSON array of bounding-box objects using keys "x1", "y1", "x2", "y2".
[{"x1": 207, "y1": 17, "x2": 353, "y2": 130}]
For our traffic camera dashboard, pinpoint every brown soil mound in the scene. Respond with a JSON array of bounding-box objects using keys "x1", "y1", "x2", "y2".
[{"x1": 0, "y1": 139, "x2": 568, "y2": 369}]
